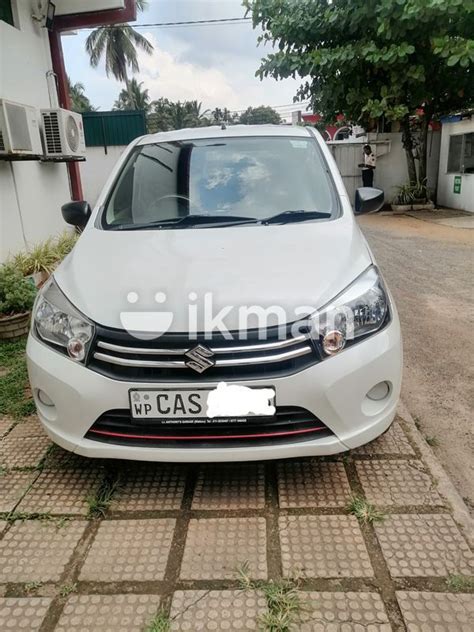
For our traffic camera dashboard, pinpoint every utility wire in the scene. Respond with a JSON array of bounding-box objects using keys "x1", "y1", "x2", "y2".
[
  {"x1": 80, "y1": 17, "x2": 252, "y2": 30},
  {"x1": 230, "y1": 102, "x2": 311, "y2": 114}
]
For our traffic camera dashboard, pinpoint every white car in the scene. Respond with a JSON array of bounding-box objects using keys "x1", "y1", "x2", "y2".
[{"x1": 27, "y1": 125, "x2": 402, "y2": 462}]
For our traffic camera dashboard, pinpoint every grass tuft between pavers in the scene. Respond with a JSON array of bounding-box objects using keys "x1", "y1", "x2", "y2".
[
  {"x1": 347, "y1": 495, "x2": 385, "y2": 524},
  {"x1": 59, "y1": 582, "x2": 78, "y2": 597},
  {"x1": 0, "y1": 511, "x2": 71, "y2": 528},
  {"x1": 24, "y1": 580, "x2": 43, "y2": 593},
  {"x1": 237, "y1": 561, "x2": 303, "y2": 632},
  {"x1": 145, "y1": 609, "x2": 171, "y2": 632},
  {"x1": 0, "y1": 338, "x2": 35, "y2": 419},
  {"x1": 86, "y1": 474, "x2": 120, "y2": 518},
  {"x1": 446, "y1": 574, "x2": 474, "y2": 591}
]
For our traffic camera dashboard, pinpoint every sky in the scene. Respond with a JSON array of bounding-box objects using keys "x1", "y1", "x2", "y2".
[{"x1": 61, "y1": 0, "x2": 308, "y2": 120}]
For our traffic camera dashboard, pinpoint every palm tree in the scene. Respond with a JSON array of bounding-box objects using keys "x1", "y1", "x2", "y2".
[
  {"x1": 211, "y1": 107, "x2": 234, "y2": 124},
  {"x1": 114, "y1": 78, "x2": 150, "y2": 111},
  {"x1": 165, "y1": 101, "x2": 210, "y2": 130},
  {"x1": 168, "y1": 102, "x2": 191, "y2": 130},
  {"x1": 85, "y1": 0, "x2": 153, "y2": 104},
  {"x1": 185, "y1": 100, "x2": 210, "y2": 124},
  {"x1": 212, "y1": 107, "x2": 224, "y2": 123},
  {"x1": 67, "y1": 77, "x2": 95, "y2": 112}
]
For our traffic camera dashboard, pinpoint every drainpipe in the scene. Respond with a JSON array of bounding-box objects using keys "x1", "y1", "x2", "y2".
[
  {"x1": 48, "y1": 29, "x2": 84, "y2": 201},
  {"x1": 45, "y1": 70, "x2": 59, "y2": 108}
]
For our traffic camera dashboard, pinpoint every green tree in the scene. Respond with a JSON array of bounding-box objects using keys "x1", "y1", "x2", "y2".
[
  {"x1": 147, "y1": 98, "x2": 174, "y2": 132},
  {"x1": 114, "y1": 78, "x2": 150, "y2": 111},
  {"x1": 67, "y1": 78, "x2": 95, "y2": 112},
  {"x1": 239, "y1": 105, "x2": 281, "y2": 125},
  {"x1": 147, "y1": 99, "x2": 211, "y2": 132},
  {"x1": 85, "y1": 0, "x2": 153, "y2": 105},
  {"x1": 245, "y1": 0, "x2": 474, "y2": 185}
]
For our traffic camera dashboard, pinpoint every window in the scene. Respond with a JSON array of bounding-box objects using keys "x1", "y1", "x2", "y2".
[
  {"x1": 464, "y1": 133, "x2": 474, "y2": 174},
  {"x1": 103, "y1": 136, "x2": 338, "y2": 229},
  {"x1": 0, "y1": 0, "x2": 14, "y2": 26},
  {"x1": 447, "y1": 132, "x2": 474, "y2": 174}
]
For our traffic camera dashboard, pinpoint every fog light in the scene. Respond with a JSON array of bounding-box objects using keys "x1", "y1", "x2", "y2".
[
  {"x1": 37, "y1": 389, "x2": 54, "y2": 407},
  {"x1": 367, "y1": 381, "x2": 390, "y2": 401},
  {"x1": 67, "y1": 337, "x2": 85, "y2": 361},
  {"x1": 322, "y1": 329, "x2": 346, "y2": 355}
]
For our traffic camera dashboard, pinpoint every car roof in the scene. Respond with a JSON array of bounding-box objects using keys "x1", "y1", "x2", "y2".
[{"x1": 136, "y1": 124, "x2": 313, "y2": 145}]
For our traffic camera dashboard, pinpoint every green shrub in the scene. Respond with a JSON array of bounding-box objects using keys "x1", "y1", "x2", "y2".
[
  {"x1": 0, "y1": 338, "x2": 36, "y2": 417},
  {"x1": 0, "y1": 265, "x2": 37, "y2": 316}
]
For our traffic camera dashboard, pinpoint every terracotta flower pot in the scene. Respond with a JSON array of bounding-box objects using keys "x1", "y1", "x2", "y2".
[
  {"x1": 27, "y1": 270, "x2": 50, "y2": 289},
  {"x1": 0, "y1": 311, "x2": 31, "y2": 342}
]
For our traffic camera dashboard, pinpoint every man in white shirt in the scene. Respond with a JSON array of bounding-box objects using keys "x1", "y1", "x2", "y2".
[{"x1": 359, "y1": 144, "x2": 376, "y2": 187}]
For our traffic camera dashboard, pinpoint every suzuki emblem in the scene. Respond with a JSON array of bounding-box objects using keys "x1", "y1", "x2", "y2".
[{"x1": 184, "y1": 344, "x2": 216, "y2": 373}]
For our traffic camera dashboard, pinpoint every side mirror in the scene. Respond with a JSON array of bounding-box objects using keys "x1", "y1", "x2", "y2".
[
  {"x1": 355, "y1": 187, "x2": 384, "y2": 215},
  {"x1": 61, "y1": 201, "x2": 92, "y2": 229}
]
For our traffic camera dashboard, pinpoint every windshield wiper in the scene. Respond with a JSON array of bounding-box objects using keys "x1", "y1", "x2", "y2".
[
  {"x1": 261, "y1": 210, "x2": 332, "y2": 225},
  {"x1": 109, "y1": 210, "x2": 331, "y2": 230},
  {"x1": 110, "y1": 214, "x2": 258, "y2": 231}
]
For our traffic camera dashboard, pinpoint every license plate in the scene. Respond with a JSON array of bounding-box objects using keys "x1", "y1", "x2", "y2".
[{"x1": 129, "y1": 386, "x2": 276, "y2": 422}]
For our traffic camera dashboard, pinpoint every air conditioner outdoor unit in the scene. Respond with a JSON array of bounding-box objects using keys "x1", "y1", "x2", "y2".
[
  {"x1": 41, "y1": 108, "x2": 86, "y2": 157},
  {"x1": 0, "y1": 99, "x2": 43, "y2": 156}
]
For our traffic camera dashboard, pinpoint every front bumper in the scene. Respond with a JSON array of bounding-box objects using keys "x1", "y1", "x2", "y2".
[{"x1": 27, "y1": 316, "x2": 402, "y2": 462}]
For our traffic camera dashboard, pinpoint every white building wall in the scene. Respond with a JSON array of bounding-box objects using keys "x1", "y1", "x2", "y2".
[
  {"x1": 0, "y1": 1, "x2": 71, "y2": 262},
  {"x1": 437, "y1": 118, "x2": 474, "y2": 212},
  {"x1": 80, "y1": 145, "x2": 127, "y2": 207}
]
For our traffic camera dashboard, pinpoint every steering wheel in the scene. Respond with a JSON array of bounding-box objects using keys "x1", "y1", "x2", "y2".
[
  {"x1": 145, "y1": 194, "x2": 191, "y2": 218},
  {"x1": 153, "y1": 194, "x2": 190, "y2": 206}
]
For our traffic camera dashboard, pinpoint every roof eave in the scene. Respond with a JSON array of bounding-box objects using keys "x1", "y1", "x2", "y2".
[{"x1": 53, "y1": 0, "x2": 137, "y2": 32}]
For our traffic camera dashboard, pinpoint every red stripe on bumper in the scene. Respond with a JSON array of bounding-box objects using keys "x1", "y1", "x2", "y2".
[{"x1": 88, "y1": 426, "x2": 326, "y2": 441}]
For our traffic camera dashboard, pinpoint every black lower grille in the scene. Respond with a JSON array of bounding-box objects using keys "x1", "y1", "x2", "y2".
[{"x1": 86, "y1": 407, "x2": 332, "y2": 448}]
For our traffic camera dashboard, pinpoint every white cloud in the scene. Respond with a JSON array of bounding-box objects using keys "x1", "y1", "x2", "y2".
[
  {"x1": 62, "y1": 8, "x2": 305, "y2": 114},
  {"x1": 137, "y1": 34, "x2": 241, "y2": 109}
]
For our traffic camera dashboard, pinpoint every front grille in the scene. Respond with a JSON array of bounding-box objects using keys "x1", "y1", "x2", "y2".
[
  {"x1": 86, "y1": 406, "x2": 332, "y2": 448},
  {"x1": 88, "y1": 323, "x2": 320, "y2": 382}
]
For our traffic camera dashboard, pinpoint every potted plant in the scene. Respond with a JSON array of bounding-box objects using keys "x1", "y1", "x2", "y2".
[
  {"x1": 12, "y1": 238, "x2": 57, "y2": 288},
  {"x1": 391, "y1": 183, "x2": 415, "y2": 213},
  {"x1": 391, "y1": 181, "x2": 435, "y2": 214},
  {"x1": 11, "y1": 231, "x2": 78, "y2": 288},
  {"x1": 0, "y1": 265, "x2": 37, "y2": 342}
]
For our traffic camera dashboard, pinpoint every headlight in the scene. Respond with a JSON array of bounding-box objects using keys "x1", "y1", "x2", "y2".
[
  {"x1": 311, "y1": 266, "x2": 389, "y2": 356},
  {"x1": 33, "y1": 278, "x2": 94, "y2": 362}
]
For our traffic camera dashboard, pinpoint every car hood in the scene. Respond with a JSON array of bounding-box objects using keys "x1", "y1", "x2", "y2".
[{"x1": 55, "y1": 215, "x2": 372, "y2": 333}]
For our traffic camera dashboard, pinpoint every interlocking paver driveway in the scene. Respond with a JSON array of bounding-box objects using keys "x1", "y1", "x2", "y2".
[
  {"x1": 55, "y1": 594, "x2": 162, "y2": 632},
  {"x1": 0, "y1": 471, "x2": 37, "y2": 513},
  {"x1": 0, "y1": 413, "x2": 473, "y2": 630},
  {"x1": 0, "y1": 597, "x2": 52, "y2": 632},
  {"x1": 0, "y1": 520, "x2": 86, "y2": 583}
]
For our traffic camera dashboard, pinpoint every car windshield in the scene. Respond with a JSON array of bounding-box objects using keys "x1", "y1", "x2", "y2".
[{"x1": 102, "y1": 135, "x2": 338, "y2": 229}]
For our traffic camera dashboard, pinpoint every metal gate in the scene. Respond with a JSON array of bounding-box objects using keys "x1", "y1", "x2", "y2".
[
  {"x1": 328, "y1": 142, "x2": 363, "y2": 202},
  {"x1": 328, "y1": 140, "x2": 391, "y2": 203}
]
